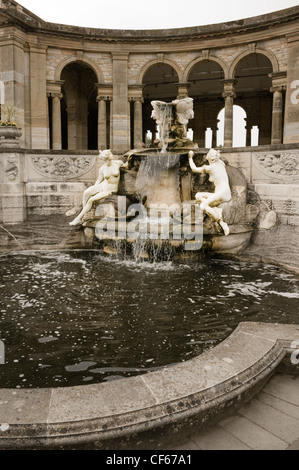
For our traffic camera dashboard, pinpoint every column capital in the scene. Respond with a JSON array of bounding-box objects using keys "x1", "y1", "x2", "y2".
[
  {"x1": 95, "y1": 83, "x2": 113, "y2": 102},
  {"x1": 97, "y1": 95, "x2": 112, "y2": 102},
  {"x1": 46, "y1": 80, "x2": 64, "y2": 97},
  {"x1": 221, "y1": 79, "x2": 237, "y2": 99},
  {"x1": 222, "y1": 90, "x2": 236, "y2": 99},
  {"x1": 270, "y1": 85, "x2": 286, "y2": 93},
  {"x1": 269, "y1": 71, "x2": 287, "y2": 92},
  {"x1": 221, "y1": 79, "x2": 238, "y2": 86},
  {"x1": 129, "y1": 96, "x2": 144, "y2": 103},
  {"x1": 128, "y1": 84, "x2": 145, "y2": 102},
  {"x1": 51, "y1": 92, "x2": 63, "y2": 100},
  {"x1": 176, "y1": 82, "x2": 191, "y2": 99}
]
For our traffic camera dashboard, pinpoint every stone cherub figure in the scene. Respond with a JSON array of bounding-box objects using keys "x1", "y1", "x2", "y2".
[
  {"x1": 68, "y1": 149, "x2": 128, "y2": 226},
  {"x1": 188, "y1": 148, "x2": 231, "y2": 236}
]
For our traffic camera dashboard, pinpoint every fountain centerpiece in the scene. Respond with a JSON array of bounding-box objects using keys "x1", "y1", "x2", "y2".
[
  {"x1": 150, "y1": 97, "x2": 196, "y2": 152},
  {"x1": 67, "y1": 98, "x2": 262, "y2": 258}
]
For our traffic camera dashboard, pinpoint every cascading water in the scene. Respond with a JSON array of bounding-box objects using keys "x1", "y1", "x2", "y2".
[
  {"x1": 159, "y1": 102, "x2": 173, "y2": 153},
  {"x1": 135, "y1": 153, "x2": 181, "y2": 207}
]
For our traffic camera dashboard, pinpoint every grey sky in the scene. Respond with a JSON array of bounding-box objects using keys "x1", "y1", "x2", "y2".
[{"x1": 16, "y1": 0, "x2": 299, "y2": 30}]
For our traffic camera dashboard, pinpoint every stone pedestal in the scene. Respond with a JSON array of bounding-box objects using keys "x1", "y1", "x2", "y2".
[{"x1": 0, "y1": 127, "x2": 26, "y2": 224}]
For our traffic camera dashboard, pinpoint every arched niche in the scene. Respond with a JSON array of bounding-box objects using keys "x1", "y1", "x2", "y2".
[
  {"x1": 60, "y1": 61, "x2": 98, "y2": 150},
  {"x1": 233, "y1": 52, "x2": 274, "y2": 146},
  {"x1": 186, "y1": 59, "x2": 226, "y2": 148}
]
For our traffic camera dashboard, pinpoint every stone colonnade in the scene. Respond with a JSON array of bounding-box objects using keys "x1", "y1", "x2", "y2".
[{"x1": 46, "y1": 68, "x2": 288, "y2": 152}]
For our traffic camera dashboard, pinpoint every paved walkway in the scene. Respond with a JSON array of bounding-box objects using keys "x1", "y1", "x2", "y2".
[{"x1": 164, "y1": 374, "x2": 299, "y2": 450}]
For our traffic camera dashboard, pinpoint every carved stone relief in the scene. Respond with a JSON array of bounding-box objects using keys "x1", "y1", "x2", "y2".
[
  {"x1": 5, "y1": 155, "x2": 19, "y2": 181},
  {"x1": 254, "y1": 152, "x2": 299, "y2": 178},
  {"x1": 29, "y1": 155, "x2": 96, "y2": 180}
]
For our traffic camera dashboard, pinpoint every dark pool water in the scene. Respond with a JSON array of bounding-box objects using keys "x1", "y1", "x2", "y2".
[{"x1": 0, "y1": 250, "x2": 298, "y2": 388}]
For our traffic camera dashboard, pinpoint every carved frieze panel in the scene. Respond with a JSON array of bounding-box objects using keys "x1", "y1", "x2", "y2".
[
  {"x1": 253, "y1": 151, "x2": 299, "y2": 179},
  {"x1": 28, "y1": 155, "x2": 96, "y2": 181}
]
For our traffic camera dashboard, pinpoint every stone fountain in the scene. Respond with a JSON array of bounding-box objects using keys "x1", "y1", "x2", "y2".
[{"x1": 68, "y1": 98, "x2": 260, "y2": 257}]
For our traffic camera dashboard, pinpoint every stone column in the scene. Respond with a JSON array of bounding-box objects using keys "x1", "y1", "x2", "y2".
[
  {"x1": 51, "y1": 92, "x2": 62, "y2": 150},
  {"x1": 47, "y1": 80, "x2": 64, "y2": 150},
  {"x1": 96, "y1": 84, "x2": 113, "y2": 150},
  {"x1": 133, "y1": 97, "x2": 144, "y2": 148},
  {"x1": 222, "y1": 80, "x2": 237, "y2": 148},
  {"x1": 245, "y1": 122, "x2": 253, "y2": 147},
  {"x1": 269, "y1": 72, "x2": 287, "y2": 145},
  {"x1": 111, "y1": 53, "x2": 130, "y2": 153},
  {"x1": 211, "y1": 123, "x2": 218, "y2": 148},
  {"x1": 97, "y1": 97, "x2": 107, "y2": 150},
  {"x1": 270, "y1": 87, "x2": 284, "y2": 144},
  {"x1": 129, "y1": 85, "x2": 145, "y2": 149}
]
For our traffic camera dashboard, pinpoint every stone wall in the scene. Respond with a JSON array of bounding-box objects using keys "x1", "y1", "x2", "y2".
[
  {"x1": 25, "y1": 152, "x2": 98, "y2": 216},
  {"x1": 224, "y1": 145, "x2": 299, "y2": 225},
  {"x1": 1, "y1": 147, "x2": 299, "y2": 227}
]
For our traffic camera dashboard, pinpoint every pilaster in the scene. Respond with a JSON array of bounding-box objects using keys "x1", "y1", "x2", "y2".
[{"x1": 111, "y1": 53, "x2": 130, "y2": 153}]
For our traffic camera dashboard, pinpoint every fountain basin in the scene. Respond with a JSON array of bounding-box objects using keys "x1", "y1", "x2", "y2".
[
  {"x1": 0, "y1": 322, "x2": 298, "y2": 450},
  {"x1": 0, "y1": 246, "x2": 298, "y2": 449},
  {"x1": 1, "y1": 250, "x2": 299, "y2": 389}
]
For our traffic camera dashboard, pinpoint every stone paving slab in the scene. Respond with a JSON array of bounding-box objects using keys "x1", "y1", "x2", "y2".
[
  {"x1": 239, "y1": 398, "x2": 299, "y2": 444},
  {"x1": 219, "y1": 414, "x2": 288, "y2": 450},
  {"x1": 262, "y1": 374, "x2": 299, "y2": 406},
  {"x1": 258, "y1": 391, "x2": 299, "y2": 420},
  {"x1": 166, "y1": 374, "x2": 299, "y2": 450},
  {"x1": 190, "y1": 425, "x2": 251, "y2": 450}
]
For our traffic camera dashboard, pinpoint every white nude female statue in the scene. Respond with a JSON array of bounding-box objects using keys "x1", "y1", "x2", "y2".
[
  {"x1": 189, "y1": 148, "x2": 231, "y2": 236},
  {"x1": 69, "y1": 149, "x2": 128, "y2": 226}
]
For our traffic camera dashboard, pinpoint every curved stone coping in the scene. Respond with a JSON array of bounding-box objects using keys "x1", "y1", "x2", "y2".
[
  {"x1": 3, "y1": 3, "x2": 299, "y2": 41},
  {"x1": 0, "y1": 322, "x2": 298, "y2": 449}
]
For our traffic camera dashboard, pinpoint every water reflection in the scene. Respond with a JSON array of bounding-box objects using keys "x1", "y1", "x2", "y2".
[{"x1": 0, "y1": 250, "x2": 298, "y2": 388}]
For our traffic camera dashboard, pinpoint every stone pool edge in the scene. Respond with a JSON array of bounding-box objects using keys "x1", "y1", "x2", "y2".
[{"x1": 0, "y1": 322, "x2": 298, "y2": 449}]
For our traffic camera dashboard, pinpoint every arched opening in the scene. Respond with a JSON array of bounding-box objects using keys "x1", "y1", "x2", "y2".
[
  {"x1": 217, "y1": 105, "x2": 247, "y2": 147},
  {"x1": 234, "y1": 53, "x2": 274, "y2": 146},
  {"x1": 60, "y1": 62, "x2": 98, "y2": 150},
  {"x1": 187, "y1": 60, "x2": 225, "y2": 148},
  {"x1": 142, "y1": 63, "x2": 179, "y2": 146}
]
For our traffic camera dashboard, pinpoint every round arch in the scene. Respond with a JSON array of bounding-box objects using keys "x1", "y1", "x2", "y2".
[
  {"x1": 59, "y1": 61, "x2": 100, "y2": 150},
  {"x1": 55, "y1": 55, "x2": 104, "y2": 83},
  {"x1": 183, "y1": 55, "x2": 229, "y2": 82},
  {"x1": 138, "y1": 58, "x2": 183, "y2": 84},
  {"x1": 229, "y1": 48, "x2": 279, "y2": 78}
]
